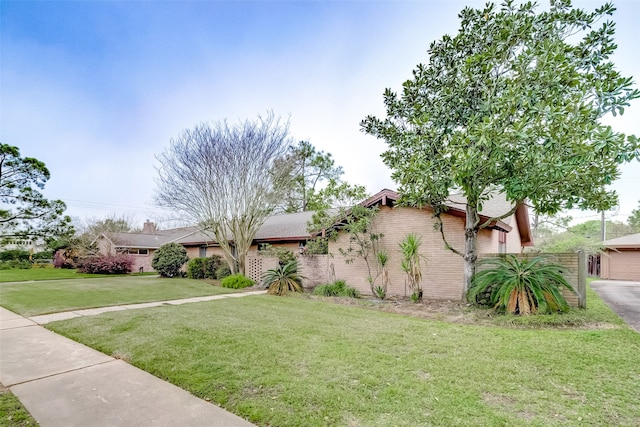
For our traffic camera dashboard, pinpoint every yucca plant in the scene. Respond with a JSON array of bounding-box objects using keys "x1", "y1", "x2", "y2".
[
  {"x1": 468, "y1": 255, "x2": 576, "y2": 315},
  {"x1": 262, "y1": 260, "x2": 305, "y2": 296},
  {"x1": 399, "y1": 233, "x2": 425, "y2": 301},
  {"x1": 375, "y1": 250, "x2": 389, "y2": 300}
]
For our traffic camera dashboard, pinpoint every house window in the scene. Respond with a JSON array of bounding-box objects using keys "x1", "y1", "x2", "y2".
[
  {"x1": 199, "y1": 246, "x2": 207, "y2": 258},
  {"x1": 126, "y1": 248, "x2": 149, "y2": 255},
  {"x1": 498, "y1": 231, "x2": 507, "y2": 254}
]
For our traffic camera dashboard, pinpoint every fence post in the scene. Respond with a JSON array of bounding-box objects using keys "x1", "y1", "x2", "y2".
[{"x1": 577, "y1": 251, "x2": 587, "y2": 309}]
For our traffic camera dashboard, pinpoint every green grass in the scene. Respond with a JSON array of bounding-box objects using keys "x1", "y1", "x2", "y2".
[
  {"x1": 484, "y1": 283, "x2": 625, "y2": 328},
  {"x1": 0, "y1": 266, "x2": 156, "y2": 283},
  {"x1": 47, "y1": 290, "x2": 640, "y2": 427},
  {"x1": 0, "y1": 389, "x2": 38, "y2": 426},
  {"x1": 0, "y1": 276, "x2": 240, "y2": 316}
]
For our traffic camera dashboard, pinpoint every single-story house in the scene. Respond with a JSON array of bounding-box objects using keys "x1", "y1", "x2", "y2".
[
  {"x1": 96, "y1": 211, "x2": 317, "y2": 273},
  {"x1": 325, "y1": 189, "x2": 533, "y2": 300},
  {"x1": 600, "y1": 233, "x2": 640, "y2": 281},
  {"x1": 97, "y1": 189, "x2": 533, "y2": 301}
]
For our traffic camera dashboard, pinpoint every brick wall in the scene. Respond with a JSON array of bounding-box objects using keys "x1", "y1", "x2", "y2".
[
  {"x1": 242, "y1": 206, "x2": 537, "y2": 302},
  {"x1": 245, "y1": 256, "x2": 280, "y2": 283},
  {"x1": 130, "y1": 253, "x2": 153, "y2": 273},
  {"x1": 297, "y1": 255, "x2": 330, "y2": 289},
  {"x1": 329, "y1": 206, "x2": 515, "y2": 300},
  {"x1": 244, "y1": 254, "x2": 330, "y2": 289}
]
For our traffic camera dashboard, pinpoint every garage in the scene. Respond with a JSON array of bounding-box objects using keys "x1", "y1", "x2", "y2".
[{"x1": 600, "y1": 233, "x2": 640, "y2": 281}]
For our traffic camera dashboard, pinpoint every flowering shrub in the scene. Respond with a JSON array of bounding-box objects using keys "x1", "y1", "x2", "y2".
[
  {"x1": 77, "y1": 254, "x2": 134, "y2": 274},
  {"x1": 53, "y1": 249, "x2": 75, "y2": 269}
]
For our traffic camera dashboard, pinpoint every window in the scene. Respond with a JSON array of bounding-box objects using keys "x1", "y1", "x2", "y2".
[
  {"x1": 126, "y1": 248, "x2": 149, "y2": 255},
  {"x1": 199, "y1": 246, "x2": 207, "y2": 258},
  {"x1": 498, "y1": 231, "x2": 507, "y2": 254}
]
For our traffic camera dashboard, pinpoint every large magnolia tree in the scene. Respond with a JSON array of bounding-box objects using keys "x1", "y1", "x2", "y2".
[
  {"x1": 155, "y1": 113, "x2": 292, "y2": 274},
  {"x1": 362, "y1": 1, "x2": 639, "y2": 293},
  {"x1": 0, "y1": 143, "x2": 73, "y2": 244}
]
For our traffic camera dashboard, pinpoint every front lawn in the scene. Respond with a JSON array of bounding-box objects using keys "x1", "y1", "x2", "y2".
[
  {"x1": 0, "y1": 277, "x2": 239, "y2": 316},
  {"x1": 0, "y1": 388, "x2": 38, "y2": 426},
  {"x1": 0, "y1": 266, "x2": 151, "y2": 283},
  {"x1": 48, "y1": 294, "x2": 640, "y2": 426}
]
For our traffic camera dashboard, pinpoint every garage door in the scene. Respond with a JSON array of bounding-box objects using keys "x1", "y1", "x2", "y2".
[{"x1": 608, "y1": 250, "x2": 640, "y2": 280}]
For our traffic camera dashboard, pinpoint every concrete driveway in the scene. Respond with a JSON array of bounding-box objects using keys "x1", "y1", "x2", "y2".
[{"x1": 590, "y1": 280, "x2": 640, "y2": 333}]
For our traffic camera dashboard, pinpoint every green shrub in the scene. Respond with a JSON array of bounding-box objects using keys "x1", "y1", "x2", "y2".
[
  {"x1": 188, "y1": 255, "x2": 224, "y2": 279},
  {"x1": 215, "y1": 262, "x2": 231, "y2": 280},
  {"x1": 304, "y1": 238, "x2": 328, "y2": 255},
  {"x1": 151, "y1": 243, "x2": 188, "y2": 278},
  {"x1": 312, "y1": 280, "x2": 358, "y2": 298},
  {"x1": 0, "y1": 260, "x2": 32, "y2": 270},
  {"x1": 32, "y1": 250, "x2": 53, "y2": 260},
  {"x1": 205, "y1": 255, "x2": 223, "y2": 278},
  {"x1": 220, "y1": 273, "x2": 254, "y2": 289},
  {"x1": 258, "y1": 244, "x2": 296, "y2": 266},
  {"x1": 0, "y1": 249, "x2": 30, "y2": 262},
  {"x1": 187, "y1": 258, "x2": 207, "y2": 279}
]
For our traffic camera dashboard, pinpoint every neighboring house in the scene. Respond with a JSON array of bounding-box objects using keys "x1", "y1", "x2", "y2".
[
  {"x1": 600, "y1": 233, "x2": 640, "y2": 280},
  {"x1": 326, "y1": 189, "x2": 533, "y2": 300},
  {"x1": 96, "y1": 189, "x2": 534, "y2": 301},
  {"x1": 96, "y1": 212, "x2": 317, "y2": 273},
  {"x1": 0, "y1": 238, "x2": 46, "y2": 254}
]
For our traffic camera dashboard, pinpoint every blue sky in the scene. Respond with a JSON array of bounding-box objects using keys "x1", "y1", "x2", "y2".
[{"x1": 2, "y1": 0, "x2": 639, "y2": 229}]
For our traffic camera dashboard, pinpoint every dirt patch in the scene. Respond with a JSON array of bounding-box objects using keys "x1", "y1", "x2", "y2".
[
  {"x1": 482, "y1": 392, "x2": 537, "y2": 421},
  {"x1": 308, "y1": 295, "x2": 495, "y2": 325},
  {"x1": 306, "y1": 295, "x2": 619, "y2": 330}
]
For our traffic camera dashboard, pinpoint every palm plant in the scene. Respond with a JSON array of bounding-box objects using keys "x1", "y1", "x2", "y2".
[
  {"x1": 399, "y1": 233, "x2": 424, "y2": 301},
  {"x1": 262, "y1": 260, "x2": 305, "y2": 296},
  {"x1": 375, "y1": 250, "x2": 389, "y2": 300},
  {"x1": 467, "y1": 255, "x2": 576, "y2": 315}
]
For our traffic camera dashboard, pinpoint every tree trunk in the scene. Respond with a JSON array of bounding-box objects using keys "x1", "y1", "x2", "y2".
[{"x1": 463, "y1": 204, "x2": 479, "y2": 298}]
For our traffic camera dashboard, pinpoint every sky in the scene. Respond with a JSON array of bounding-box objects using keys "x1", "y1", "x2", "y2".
[{"x1": 2, "y1": 0, "x2": 639, "y2": 230}]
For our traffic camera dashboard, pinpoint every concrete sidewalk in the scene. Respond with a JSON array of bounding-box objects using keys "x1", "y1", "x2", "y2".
[
  {"x1": 0, "y1": 298, "x2": 260, "y2": 426},
  {"x1": 29, "y1": 290, "x2": 267, "y2": 325}
]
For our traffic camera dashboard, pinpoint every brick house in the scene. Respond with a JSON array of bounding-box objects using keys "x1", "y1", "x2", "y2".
[
  {"x1": 96, "y1": 211, "x2": 317, "y2": 273},
  {"x1": 97, "y1": 189, "x2": 533, "y2": 301},
  {"x1": 326, "y1": 189, "x2": 533, "y2": 300}
]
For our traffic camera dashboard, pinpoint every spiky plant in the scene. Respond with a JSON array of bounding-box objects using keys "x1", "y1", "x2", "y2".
[
  {"x1": 375, "y1": 250, "x2": 389, "y2": 300},
  {"x1": 468, "y1": 255, "x2": 576, "y2": 315},
  {"x1": 399, "y1": 233, "x2": 424, "y2": 300},
  {"x1": 263, "y1": 261, "x2": 305, "y2": 296}
]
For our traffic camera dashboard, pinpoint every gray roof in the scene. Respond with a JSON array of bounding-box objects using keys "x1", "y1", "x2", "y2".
[
  {"x1": 602, "y1": 233, "x2": 640, "y2": 248},
  {"x1": 105, "y1": 189, "x2": 526, "y2": 249},
  {"x1": 105, "y1": 232, "x2": 174, "y2": 249},
  {"x1": 255, "y1": 210, "x2": 316, "y2": 240},
  {"x1": 106, "y1": 210, "x2": 316, "y2": 249},
  {"x1": 445, "y1": 192, "x2": 515, "y2": 225},
  {"x1": 170, "y1": 229, "x2": 217, "y2": 245}
]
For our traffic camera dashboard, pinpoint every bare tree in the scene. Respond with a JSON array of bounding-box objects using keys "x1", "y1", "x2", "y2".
[{"x1": 155, "y1": 113, "x2": 292, "y2": 274}]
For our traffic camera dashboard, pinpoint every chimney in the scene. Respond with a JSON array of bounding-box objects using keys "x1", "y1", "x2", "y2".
[{"x1": 142, "y1": 220, "x2": 157, "y2": 234}]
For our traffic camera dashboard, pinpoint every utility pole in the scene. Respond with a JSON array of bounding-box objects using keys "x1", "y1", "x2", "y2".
[{"x1": 601, "y1": 210, "x2": 606, "y2": 241}]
